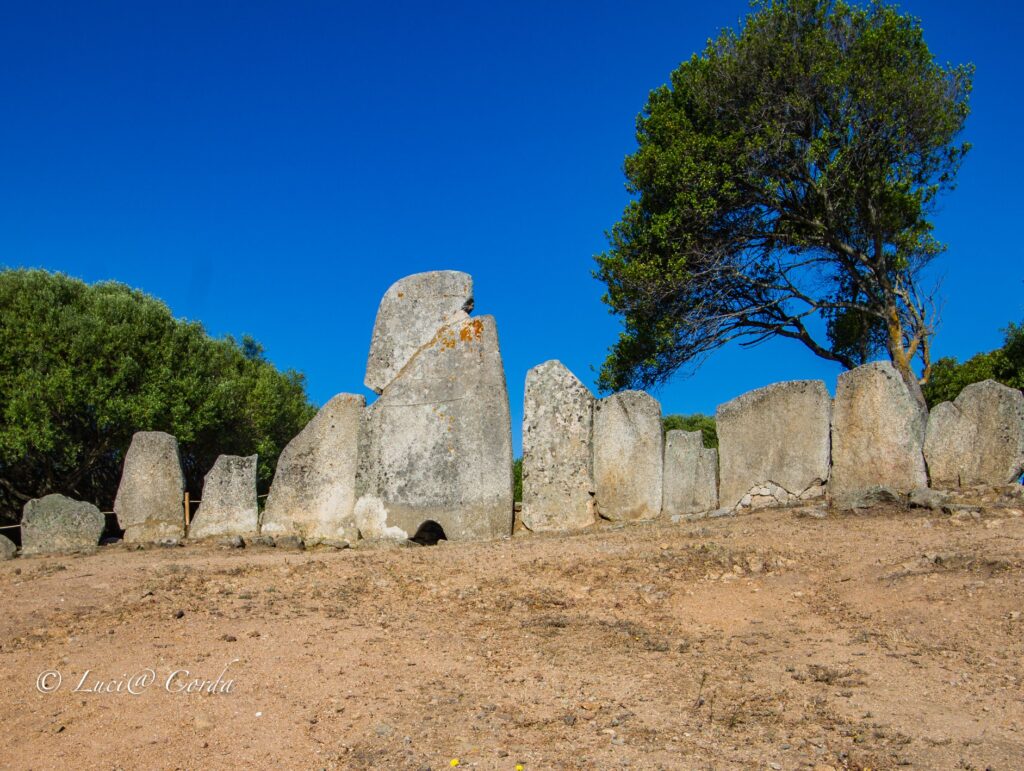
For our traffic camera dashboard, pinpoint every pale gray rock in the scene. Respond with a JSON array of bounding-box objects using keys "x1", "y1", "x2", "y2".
[
  {"x1": 593, "y1": 390, "x2": 663, "y2": 521},
  {"x1": 261, "y1": 394, "x2": 364, "y2": 543},
  {"x1": 909, "y1": 487, "x2": 950, "y2": 510},
  {"x1": 830, "y1": 361, "x2": 928, "y2": 505},
  {"x1": 21, "y1": 494, "x2": 104, "y2": 554},
  {"x1": 364, "y1": 271, "x2": 474, "y2": 394},
  {"x1": 357, "y1": 315, "x2": 514, "y2": 541},
  {"x1": 662, "y1": 430, "x2": 718, "y2": 517},
  {"x1": 924, "y1": 380, "x2": 1024, "y2": 488},
  {"x1": 189, "y1": 455, "x2": 259, "y2": 539},
  {"x1": 520, "y1": 360, "x2": 596, "y2": 532},
  {"x1": 838, "y1": 485, "x2": 903, "y2": 510},
  {"x1": 716, "y1": 380, "x2": 831, "y2": 510},
  {"x1": 114, "y1": 431, "x2": 186, "y2": 543},
  {"x1": 0, "y1": 533, "x2": 16, "y2": 559}
]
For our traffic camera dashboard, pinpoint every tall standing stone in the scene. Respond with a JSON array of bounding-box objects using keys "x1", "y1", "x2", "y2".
[
  {"x1": 364, "y1": 271, "x2": 474, "y2": 394},
  {"x1": 357, "y1": 315, "x2": 514, "y2": 540},
  {"x1": 662, "y1": 430, "x2": 718, "y2": 517},
  {"x1": 593, "y1": 390, "x2": 663, "y2": 521},
  {"x1": 189, "y1": 455, "x2": 259, "y2": 539},
  {"x1": 21, "y1": 494, "x2": 104, "y2": 554},
  {"x1": 114, "y1": 431, "x2": 186, "y2": 542},
  {"x1": 830, "y1": 361, "x2": 928, "y2": 504},
  {"x1": 925, "y1": 380, "x2": 1024, "y2": 488},
  {"x1": 716, "y1": 380, "x2": 831, "y2": 509},
  {"x1": 521, "y1": 360, "x2": 596, "y2": 532},
  {"x1": 261, "y1": 394, "x2": 364, "y2": 543}
]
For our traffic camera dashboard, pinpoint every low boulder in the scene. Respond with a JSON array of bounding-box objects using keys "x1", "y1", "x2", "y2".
[{"x1": 21, "y1": 494, "x2": 104, "y2": 554}]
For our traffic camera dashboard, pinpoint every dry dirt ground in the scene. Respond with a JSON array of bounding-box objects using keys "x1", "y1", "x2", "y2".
[{"x1": 2, "y1": 498, "x2": 1024, "y2": 770}]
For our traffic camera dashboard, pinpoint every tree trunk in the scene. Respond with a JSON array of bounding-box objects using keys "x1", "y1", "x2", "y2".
[{"x1": 885, "y1": 312, "x2": 928, "y2": 412}]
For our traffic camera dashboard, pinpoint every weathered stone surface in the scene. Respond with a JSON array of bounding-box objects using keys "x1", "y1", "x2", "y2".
[
  {"x1": 0, "y1": 533, "x2": 16, "y2": 559},
  {"x1": 189, "y1": 455, "x2": 259, "y2": 539},
  {"x1": 593, "y1": 390, "x2": 663, "y2": 521},
  {"x1": 364, "y1": 271, "x2": 474, "y2": 394},
  {"x1": 662, "y1": 430, "x2": 718, "y2": 517},
  {"x1": 830, "y1": 361, "x2": 928, "y2": 504},
  {"x1": 909, "y1": 487, "x2": 950, "y2": 510},
  {"x1": 261, "y1": 394, "x2": 364, "y2": 543},
  {"x1": 716, "y1": 380, "x2": 831, "y2": 510},
  {"x1": 114, "y1": 431, "x2": 186, "y2": 543},
  {"x1": 21, "y1": 494, "x2": 104, "y2": 554},
  {"x1": 520, "y1": 360, "x2": 596, "y2": 532},
  {"x1": 357, "y1": 315, "x2": 514, "y2": 541},
  {"x1": 925, "y1": 380, "x2": 1024, "y2": 488}
]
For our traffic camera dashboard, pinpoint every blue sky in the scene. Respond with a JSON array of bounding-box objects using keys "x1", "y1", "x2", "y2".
[{"x1": 2, "y1": 1, "x2": 1021, "y2": 454}]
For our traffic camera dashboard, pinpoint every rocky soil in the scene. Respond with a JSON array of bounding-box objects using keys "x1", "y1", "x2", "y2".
[{"x1": 2, "y1": 493, "x2": 1024, "y2": 770}]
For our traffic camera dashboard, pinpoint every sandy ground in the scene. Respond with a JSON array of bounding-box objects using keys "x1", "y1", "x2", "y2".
[{"x1": 2, "y1": 498, "x2": 1024, "y2": 770}]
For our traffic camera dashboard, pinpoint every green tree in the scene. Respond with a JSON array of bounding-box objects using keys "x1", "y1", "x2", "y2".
[
  {"x1": 595, "y1": 0, "x2": 973, "y2": 404},
  {"x1": 662, "y1": 414, "x2": 718, "y2": 449},
  {"x1": 512, "y1": 457, "x2": 523, "y2": 503},
  {"x1": 0, "y1": 269, "x2": 316, "y2": 524},
  {"x1": 922, "y1": 321, "x2": 1024, "y2": 407}
]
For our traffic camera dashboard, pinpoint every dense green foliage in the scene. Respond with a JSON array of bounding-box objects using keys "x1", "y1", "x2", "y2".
[
  {"x1": 662, "y1": 414, "x2": 718, "y2": 449},
  {"x1": 512, "y1": 457, "x2": 522, "y2": 503},
  {"x1": 595, "y1": 0, "x2": 973, "y2": 400},
  {"x1": 923, "y1": 322, "x2": 1024, "y2": 408},
  {"x1": 0, "y1": 269, "x2": 316, "y2": 523}
]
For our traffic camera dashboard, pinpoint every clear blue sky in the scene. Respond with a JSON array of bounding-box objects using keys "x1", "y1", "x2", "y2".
[{"x1": 2, "y1": 1, "x2": 1021, "y2": 455}]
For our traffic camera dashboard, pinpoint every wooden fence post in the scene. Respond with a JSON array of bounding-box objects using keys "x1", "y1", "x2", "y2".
[{"x1": 184, "y1": 491, "x2": 190, "y2": 527}]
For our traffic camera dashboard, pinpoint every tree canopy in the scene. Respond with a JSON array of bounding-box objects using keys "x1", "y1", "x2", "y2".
[
  {"x1": 923, "y1": 321, "x2": 1024, "y2": 408},
  {"x1": 662, "y1": 413, "x2": 718, "y2": 449},
  {"x1": 595, "y1": 0, "x2": 973, "y2": 401},
  {"x1": 0, "y1": 268, "x2": 316, "y2": 524}
]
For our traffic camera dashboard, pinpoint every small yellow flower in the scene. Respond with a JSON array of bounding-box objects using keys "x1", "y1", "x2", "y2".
[
  {"x1": 515, "y1": 765, "x2": 525, "y2": 771},
  {"x1": 449, "y1": 761, "x2": 459, "y2": 768}
]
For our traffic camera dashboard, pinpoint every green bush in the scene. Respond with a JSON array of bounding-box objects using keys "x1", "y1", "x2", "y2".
[{"x1": 662, "y1": 414, "x2": 718, "y2": 449}]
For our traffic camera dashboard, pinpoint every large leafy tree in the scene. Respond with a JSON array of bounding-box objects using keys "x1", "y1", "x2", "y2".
[
  {"x1": 595, "y1": 0, "x2": 973, "y2": 402},
  {"x1": 0, "y1": 269, "x2": 316, "y2": 524},
  {"x1": 923, "y1": 321, "x2": 1024, "y2": 408}
]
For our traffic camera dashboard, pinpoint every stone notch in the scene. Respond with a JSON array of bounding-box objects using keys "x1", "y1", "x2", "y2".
[
  {"x1": 261, "y1": 393, "x2": 364, "y2": 544},
  {"x1": 830, "y1": 361, "x2": 928, "y2": 505},
  {"x1": 364, "y1": 271, "x2": 474, "y2": 394},
  {"x1": 592, "y1": 390, "x2": 664, "y2": 521},
  {"x1": 521, "y1": 360, "x2": 596, "y2": 532},
  {"x1": 925, "y1": 380, "x2": 1024, "y2": 488},
  {"x1": 357, "y1": 315, "x2": 514, "y2": 541},
  {"x1": 189, "y1": 454, "x2": 259, "y2": 539},
  {"x1": 21, "y1": 494, "x2": 104, "y2": 555},
  {"x1": 662, "y1": 430, "x2": 718, "y2": 518},
  {"x1": 716, "y1": 380, "x2": 831, "y2": 510},
  {"x1": 114, "y1": 431, "x2": 186, "y2": 543}
]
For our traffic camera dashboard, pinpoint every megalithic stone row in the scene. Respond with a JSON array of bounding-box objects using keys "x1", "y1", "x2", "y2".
[
  {"x1": 114, "y1": 431, "x2": 186, "y2": 542},
  {"x1": 662, "y1": 430, "x2": 718, "y2": 518},
  {"x1": 21, "y1": 494, "x2": 105, "y2": 554},
  {"x1": 830, "y1": 361, "x2": 928, "y2": 505},
  {"x1": 261, "y1": 394, "x2": 364, "y2": 544},
  {"x1": 357, "y1": 314, "x2": 514, "y2": 541},
  {"x1": 925, "y1": 379, "x2": 1024, "y2": 488},
  {"x1": 716, "y1": 380, "x2": 831, "y2": 510},
  {"x1": 521, "y1": 360, "x2": 596, "y2": 532},
  {"x1": 189, "y1": 454, "x2": 259, "y2": 539},
  {"x1": 593, "y1": 390, "x2": 663, "y2": 521},
  {"x1": 364, "y1": 270, "x2": 474, "y2": 394}
]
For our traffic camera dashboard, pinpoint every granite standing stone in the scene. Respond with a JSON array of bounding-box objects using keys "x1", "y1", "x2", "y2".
[
  {"x1": 593, "y1": 390, "x2": 663, "y2": 521},
  {"x1": 261, "y1": 394, "x2": 364, "y2": 544},
  {"x1": 364, "y1": 271, "x2": 474, "y2": 394},
  {"x1": 114, "y1": 431, "x2": 186, "y2": 542},
  {"x1": 716, "y1": 380, "x2": 831, "y2": 509},
  {"x1": 925, "y1": 380, "x2": 1024, "y2": 488},
  {"x1": 189, "y1": 454, "x2": 259, "y2": 539},
  {"x1": 357, "y1": 315, "x2": 514, "y2": 541},
  {"x1": 520, "y1": 360, "x2": 596, "y2": 532},
  {"x1": 1, "y1": 533, "x2": 17, "y2": 560},
  {"x1": 662, "y1": 430, "x2": 719, "y2": 517},
  {"x1": 21, "y1": 493, "x2": 104, "y2": 554},
  {"x1": 830, "y1": 361, "x2": 928, "y2": 505}
]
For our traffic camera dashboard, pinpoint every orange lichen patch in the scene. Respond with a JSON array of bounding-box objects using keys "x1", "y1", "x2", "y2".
[{"x1": 459, "y1": 319, "x2": 484, "y2": 343}]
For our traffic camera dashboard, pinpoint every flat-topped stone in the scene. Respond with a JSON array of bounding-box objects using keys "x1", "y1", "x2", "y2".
[
  {"x1": 593, "y1": 390, "x2": 663, "y2": 521},
  {"x1": 716, "y1": 380, "x2": 831, "y2": 509},
  {"x1": 189, "y1": 454, "x2": 259, "y2": 539},
  {"x1": 521, "y1": 360, "x2": 596, "y2": 532},
  {"x1": 662, "y1": 430, "x2": 718, "y2": 517},
  {"x1": 21, "y1": 493, "x2": 104, "y2": 554},
  {"x1": 364, "y1": 271, "x2": 474, "y2": 394},
  {"x1": 114, "y1": 431, "x2": 186, "y2": 543},
  {"x1": 261, "y1": 394, "x2": 364, "y2": 544}
]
